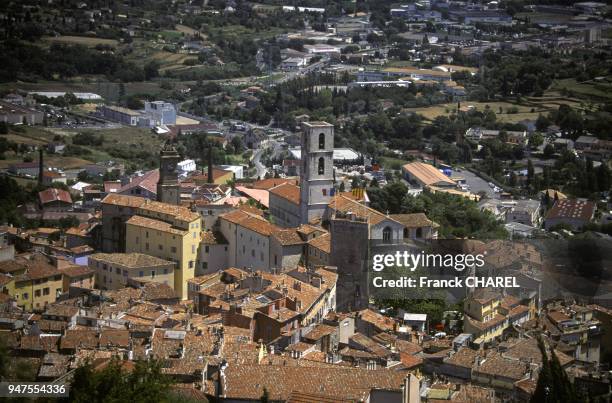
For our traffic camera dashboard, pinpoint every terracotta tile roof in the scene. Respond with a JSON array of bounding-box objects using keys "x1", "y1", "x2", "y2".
[
  {"x1": 349, "y1": 333, "x2": 393, "y2": 358},
  {"x1": 545, "y1": 199, "x2": 595, "y2": 222},
  {"x1": 219, "y1": 209, "x2": 250, "y2": 224},
  {"x1": 237, "y1": 204, "x2": 265, "y2": 216},
  {"x1": 339, "y1": 346, "x2": 377, "y2": 360},
  {"x1": 444, "y1": 347, "x2": 479, "y2": 368},
  {"x1": 273, "y1": 228, "x2": 304, "y2": 246},
  {"x1": 287, "y1": 391, "x2": 354, "y2": 402},
  {"x1": 252, "y1": 178, "x2": 298, "y2": 190},
  {"x1": 500, "y1": 295, "x2": 520, "y2": 310},
  {"x1": 101, "y1": 193, "x2": 147, "y2": 208},
  {"x1": 358, "y1": 308, "x2": 396, "y2": 332},
  {"x1": 399, "y1": 352, "x2": 423, "y2": 368},
  {"x1": 402, "y1": 162, "x2": 456, "y2": 187},
  {"x1": 308, "y1": 233, "x2": 331, "y2": 254},
  {"x1": 396, "y1": 339, "x2": 423, "y2": 355},
  {"x1": 118, "y1": 169, "x2": 159, "y2": 195},
  {"x1": 43, "y1": 304, "x2": 78, "y2": 318},
  {"x1": 39, "y1": 188, "x2": 72, "y2": 205},
  {"x1": 508, "y1": 304, "x2": 530, "y2": 319},
  {"x1": 189, "y1": 168, "x2": 233, "y2": 183},
  {"x1": 464, "y1": 313, "x2": 506, "y2": 331},
  {"x1": 0, "y1": 273, "x2": 14, "y2": 287},
  {"x1": 547, "y1": 310, "x2": 572, "y2": 324},
  {"x1": 297, "y1": 224, "x2": 321, "y2": 236},
  {"x1": 90, "y1": 253, "x2": 173, "y2": 268},
  {"x1": 469, "y1": 288, "x2": 500, "y2": 305},
  {"x1": 14, "y1": 259, "x2": 61, "y2": 283},
  {"x1": 126, "y1": 215, "x2": 188, "y2": 235},
  {"x1": 20, "y1": 335, "x2": 60, "y2": 352},
  {"x1": 473, "y1": 352, "x2": 528, "y2": 381},
  {"x1": 269, "y1": 182, "x2": 300, "y2": 205},
  {"x1": 329, "y1": 195, "x2": 400, "y2": 226},
  {"x1": 221, "y1": 363, "x2": 407, "y2": 401},
  {"x1": 235, "y1": 186, "x2": 269, "y2": 208},
  {"x1": 138, "y1": 199, "x2": 200, "y2": 222},
  {"x1": 59, "y1": 265, "x2": 94, "y2": 278},
  {"x1": 239, "y1": 216, "x2": 279, "y2": 237},
  {"x1": 390, "y1": 213, "x2": 439, "y2": 228},
  {"x1": 142, "y1": 282, "x2": 178, "y2": 301},
  {"x1": 303, "y1": 324, "x2": 336, "y2": 341},
  {"x1": 99, "y1": 330, "x2": 130, "y2": 348},
  {"x1": 211, "y1": 267, "x2": 337, "y2": 317},
  {"x1": 60, "y1": 329, "x2": 98, "y2": 350},
  {"x1": 515, "y1": 378, "x2": 537, "y2": 395},
  {"x1": 36, "y1": 319, "x2": 68, "y2": 332}
]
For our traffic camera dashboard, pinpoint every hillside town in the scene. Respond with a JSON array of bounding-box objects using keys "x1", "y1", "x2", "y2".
[{"x1": 0, "y1": 0, "x2": 611, "y2": 402}]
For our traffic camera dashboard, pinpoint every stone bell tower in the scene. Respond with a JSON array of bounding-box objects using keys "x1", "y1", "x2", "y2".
[
  {"x1": 157, "y1": 142, "x2": 180, "y2": 205},
  {"x1": 299, "y1": 121, "x2": 334, "y2": 224}
]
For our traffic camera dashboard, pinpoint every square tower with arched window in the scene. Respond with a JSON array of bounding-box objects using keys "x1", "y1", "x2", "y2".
[{"x1": 299, "y1": 121, "x2": 334, "y2": 224}]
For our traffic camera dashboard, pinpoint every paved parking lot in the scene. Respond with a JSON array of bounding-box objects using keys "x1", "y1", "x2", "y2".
[{"x1": 457, "y1": 169, "x2": 497, "y2": 199}]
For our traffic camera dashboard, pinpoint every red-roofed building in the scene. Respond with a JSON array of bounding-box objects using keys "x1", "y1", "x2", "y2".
[
  {"x1": 269, "y1": 183, "x2": 301, "y2": 227},
  {"x1": 544, "y1": 199, "x2": 596, "y2": 231},
  {"x1": 118, "y1": 169, "x2": 159, "y2": 200},
  {"x1": 38, "y1": 188, "x2": 72, "y2": 211}
]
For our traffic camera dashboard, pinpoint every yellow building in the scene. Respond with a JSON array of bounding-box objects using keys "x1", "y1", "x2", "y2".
[
  {"x1": 125, "y1": 199, "x2": 201, "y2": 299},
  {"x1": 464, "y1": 289, "x2": 501, "y2": 322},
  {"x1": 0, "y1": 254, "x2": 65, "y2": 311},
  {"x1": 13, "y1": 264, "x2": 64, "y2": 312},
  {"x1": 463, "y1": 289, "x2": 506, "y2": 344},
  {"x1": 0, "y1": 274, "x2": 15, "y2": 298},
  {"x1": 190, "y1": 168, "x2": 234, "y2": 186},
  {"x1": 463, "y1": 290, "x2": 532, "y2": 345}
]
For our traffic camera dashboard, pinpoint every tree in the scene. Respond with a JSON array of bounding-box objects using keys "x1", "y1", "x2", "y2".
[
  {"x1": 529, "y1": 132, "x2": 544, "y2": 149},
  {"x1": 70, "y1": 359, "x2": 173, "y2": 403},
  {"x1": 597, "y1": 163, "x2": 611, "y2": 192},
  {"x1": 527, "y1": 159, "x2": 534, "y2": 188},
  {"x1": 531, "y1": 336, "x2": 579, "y2": 402},
  {"x1": 543, "y1": 144, "x2": 555, "y2": 159},
  {"x1": 144, "y1": 61, "x2": 160, "y2": 80}
]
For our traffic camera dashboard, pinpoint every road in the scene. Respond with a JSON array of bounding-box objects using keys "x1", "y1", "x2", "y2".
[
  {"x1": 251, "y1": 147, "x2": 267, "y2": 179},
  {"x1": 274, "y1": 58, "x2": 329, "y2": 85}
]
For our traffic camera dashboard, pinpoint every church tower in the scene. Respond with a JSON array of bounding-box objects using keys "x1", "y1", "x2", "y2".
[
  {"x1": 299, "y1": 121, "x2": 334, "y2": 224},
  {"x1": 157, "y1": 142, "x2": 180, "y2": 205}
]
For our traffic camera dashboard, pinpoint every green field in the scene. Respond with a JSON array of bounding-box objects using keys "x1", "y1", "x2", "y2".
[
  {"x1": 406, "y1": 96, "x2": 583, "y2": 124},
  {"x1": 42, "y1": 35, "x2": 119, "y2": 47},
  {"x1": 1, "y1": 126, "x2": 163, "y2": 170},
  {"x1": 550, "y1": 78, "x2": 612, "y2": 101}
]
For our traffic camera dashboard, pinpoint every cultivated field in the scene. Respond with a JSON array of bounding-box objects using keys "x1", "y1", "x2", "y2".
[{"x1": 42, "y1": 35, "x2": 119, "y2": 47}]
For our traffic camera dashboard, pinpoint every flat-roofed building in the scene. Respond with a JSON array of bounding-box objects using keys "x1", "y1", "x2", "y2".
[
  {"x1": 0, "y1": 101, "x2": 44, "y2": 125},
  {"x1": 98, "y1": 105, "x2": 141, "y2": 126},
  {"x1": 89, "y1": 252, "x2": 175, "y2": 291}
]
